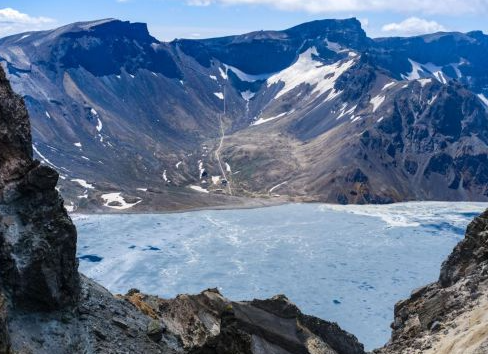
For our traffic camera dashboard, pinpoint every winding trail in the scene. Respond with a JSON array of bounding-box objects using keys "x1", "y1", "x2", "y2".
[{"x1": 215, "y1": 85, "x2": 233, "y2": 195}]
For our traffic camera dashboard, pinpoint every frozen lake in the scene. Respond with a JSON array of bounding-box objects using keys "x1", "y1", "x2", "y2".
[{"x1": 74, "y1": 202, "x2": 487, "y2": 350}]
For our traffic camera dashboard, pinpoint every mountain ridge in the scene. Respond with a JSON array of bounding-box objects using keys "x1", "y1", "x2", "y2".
[{"x1": 1, "y1": 17, "x2": 487, "y2": 211}]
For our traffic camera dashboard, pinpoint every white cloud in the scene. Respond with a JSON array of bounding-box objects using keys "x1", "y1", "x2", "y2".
[
  {"x1": 0, "y1": 8, "x2": 53, "y2": 25},
  {"x1": 381, "y1": 17, "x2": 446, "y2": 36},
  {"x1": 185, "y1": 0, "x2": 488, "y2": 15},
  {"x1": 359, "y1": 18, "x2": 369, "y2": 30},
  {"x1": 0, "y1": 8, "x2": 55, "y2": 37}
]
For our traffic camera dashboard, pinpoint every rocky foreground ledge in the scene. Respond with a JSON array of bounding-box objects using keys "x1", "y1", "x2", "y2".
[{"x1": 0, "y1": 65, "x2": 487, "y2": 354}]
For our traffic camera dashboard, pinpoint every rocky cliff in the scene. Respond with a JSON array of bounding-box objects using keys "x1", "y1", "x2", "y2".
[{"x1": 376, "y1": 210, "x2": 488, "y2": 354}]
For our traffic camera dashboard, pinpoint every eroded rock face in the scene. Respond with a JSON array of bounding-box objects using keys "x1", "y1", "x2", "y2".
[
  {"x1": 123, "y1": 289, "x2": 366, "y2": 354},
  {"x1": 0, "y1": 294, "x2": 9, "y2": 353},
  {"x1": 0, "y1": 65, "x2": 79, "y2": 311},
  {"x1": 439, "y1": 209, "x2": 488, "y2": 287},
  {"x1": 376, "y1": 210, "x2": 488, "y2": 354}
]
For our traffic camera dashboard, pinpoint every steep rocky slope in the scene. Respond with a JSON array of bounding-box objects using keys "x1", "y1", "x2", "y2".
[
  {"x1": 376, "y1": 209, "x2": 488, "y2": 354},
  {"x1": 1, "y1": 19, "x2": 487, "y2": 211}
]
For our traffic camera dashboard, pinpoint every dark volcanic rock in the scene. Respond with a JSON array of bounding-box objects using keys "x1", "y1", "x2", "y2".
[
  {"x1": 376, "y1": 209, "x2": 488, "y2": 354},
  {"x1": 439, "y1": 209, "x2": 488, "y2": 287},
  {"x1": 0, "y1": 66, "x2": 32, "y2": 183},
  {"x1": 0, "y1": 66, "x2": 79, "y2": 310},
  {"x1": 0, "y1": 294, "x2": 9, "y2": 353}
]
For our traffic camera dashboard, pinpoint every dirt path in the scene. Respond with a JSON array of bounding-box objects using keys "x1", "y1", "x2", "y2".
[{"x1": 215, "y1": 86, "x2": 233, "y2": 195}]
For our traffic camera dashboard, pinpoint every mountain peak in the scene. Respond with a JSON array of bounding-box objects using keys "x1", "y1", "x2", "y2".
[
  {"x1": 60, "y1": 19, "x2": 156, "y2": 43},
  {"x1": 285, "y1": 17, "x2": 369, "y2": 50}
]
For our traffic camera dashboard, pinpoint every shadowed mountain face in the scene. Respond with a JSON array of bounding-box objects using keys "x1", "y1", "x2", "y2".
[{"x1": 1, "y1": 18, "x2": 487, "y2": 211}]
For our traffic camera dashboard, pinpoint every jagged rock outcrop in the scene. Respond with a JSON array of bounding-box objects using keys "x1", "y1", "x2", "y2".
[
  {"x1": 0, "y1": 64, "x2": 79, "y2": 311},
  {"x1": 376, "y1": 210, "x2": 488, "y2": 354},
  {"x1": 123, "y1": 289, "x2": 365, "y2": 354}
]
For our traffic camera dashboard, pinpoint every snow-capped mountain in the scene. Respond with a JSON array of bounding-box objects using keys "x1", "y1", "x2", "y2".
[{"x1": 1, "y1": 18, "x2": 487, "y2": 210}]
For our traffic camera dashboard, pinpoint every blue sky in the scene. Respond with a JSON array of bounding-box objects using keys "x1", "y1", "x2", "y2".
[{"x1": 1, "y1": 0, "x2": 488, "y2": 40}]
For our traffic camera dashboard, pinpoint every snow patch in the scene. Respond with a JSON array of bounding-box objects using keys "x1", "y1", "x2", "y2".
[
  {"x1": 418, "y1": 78, "x2": 432, "y2": 87},
  {"x1": 17, "y1": 34, "x2": 31, "y2": 41},
  {"x1": 267, "y1": 47, "x2": 356, "y2": 99},
  {"x1": 65, "y1": 204, "x2": 75, "y2": 213},
  {"x1": 241, "y1": 90, "x2": 255, "y2": 101},
  {"x1": 219, "y1": 67, "x2": 228, "y2": 80},
  {"x1": 32, "y1": 145, "x2": 59, "y2": 169},
  {"x1": 269, "y1": 181, "x2": 287, "y2": 194},
  {"x1": 74, "y1": 142, "x2": 82, "y2": 147},
  {"x1": 189, "y1": 185, "x2": 209, "y2": 194},
  {"x1": 382, "y1": 82, "x2": 396, "y2": 91},
  {"x1": 252, "y1": 112, "x2": 287, "y2": 126},
  {"x1": 225, "y1": 163, "x2": 231, "y2": 173},
  {"x1": 423, "y1": 62, "x2": 448, "y2": 84},
  {"x1": 137, "y1": 188, "x2": 148, "y2": 192},
  {"x1": 198, "y1": 160, "x2": 206, "y2": 179},
  {"x1": 451, "y1": 63, "x2": 462, "y2": 78},
  {"x1": 428, "y1": 94, "x2": 439, "y2": 105},
  {"x1": 209, "y1": 75, "x2": 217, "y2": 81},
  {"x1": 176, "y1": 161, "x2": 182, "y2": 169},
  {"x1": 224, "y1": 64, "x2": 272, "y2": 82},
  {"x1": 370, "y1": 95, "x2": 385, "y2": 113},
  {"x1": 163, "y1": 170, "x2": 170, "y2": 183},
  {"x1": 71, "y1": 179, "x2": 95, "y2": 189},
  {"x1": 96, "y1": 118, "x2": 103, "y2": 132},
  {"x1": 211, "y1": 176, "x2": 221, "y2": 185},
  {"x1": 214, "y1": 92, "x2": 224, "y2": 100},
  {"x1": 101, "y1": 193, "x2": 142, "y2": 210},
  {"x1": 403, "y1": 59, "x2": 424, "y2": 80},
  {"x1": 478, "y1": 94, "x2": 488, "y2": 109},
  {"x1": 45, "y1": 111, "x2": 51, "y2": 119},
  {"x1": 337, "y1": 104, "x2": 357, "y2": 120}
]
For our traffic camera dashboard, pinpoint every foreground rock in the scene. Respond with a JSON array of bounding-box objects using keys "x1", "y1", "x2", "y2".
[
  {"x1": 0, "y1": 65, "x2": 79, "y2": 310},
  {"x1": 123, "y1": 289, "x2": 365, "y2": 354},
  {"x1": 376, "y1": 210, "x2": 488, "y2": 354}
]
